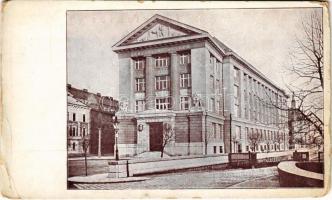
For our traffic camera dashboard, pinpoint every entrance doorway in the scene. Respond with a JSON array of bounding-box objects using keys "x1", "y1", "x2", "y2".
[{"x1": 149, "y1": 122, "x2": 163, "y2": 151}]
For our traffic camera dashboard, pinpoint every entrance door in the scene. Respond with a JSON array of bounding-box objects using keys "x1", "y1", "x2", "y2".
[{"x1": 149, "y1": 122, "x2": 163, "y2": 151}]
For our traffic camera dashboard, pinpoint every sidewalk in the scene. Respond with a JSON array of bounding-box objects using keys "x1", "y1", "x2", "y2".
[
  {"x1": 68, "y1": 173, "x2": 150, "y2": 184},
  {"x1": 68, "y1": 155, "x2": 115, "y2": 161}
]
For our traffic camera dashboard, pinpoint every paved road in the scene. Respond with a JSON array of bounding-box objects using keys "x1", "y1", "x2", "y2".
[{"x1": 72, "y1": 166, "x2": 280, "y2": 190}]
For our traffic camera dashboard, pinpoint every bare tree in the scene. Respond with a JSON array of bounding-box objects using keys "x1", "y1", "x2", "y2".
[
  {"x1": 161, "y1": 123, "x2": 175, "y2": 158},
  {"x1": 204, "y1": 129, "x2": 216, "y2": 154},
  {"x1": 273, "y1": 133, "x2": 284, "y2": 151},
  {"x1": 80, "y1": 135, "x2": 90, "y2": 176},
  {"x1": 287, "y1": 10, "x2": 324, "y2": 137},
  {"x1": 247, "y1": 130, "x2": 262, "y2": 152},
  {"x1": 258, "y1": 11, "x2": 324, "y2": 150}
]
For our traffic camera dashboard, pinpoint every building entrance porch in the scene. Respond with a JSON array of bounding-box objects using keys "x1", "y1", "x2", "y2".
[{"x1": 135, "y1": 112, "x2": 176, "y2": 155}]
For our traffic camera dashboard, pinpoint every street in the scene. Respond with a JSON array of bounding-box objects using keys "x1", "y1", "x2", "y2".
[{"x1": 72, "y1": 166, "x2": 280, "y2": 189}]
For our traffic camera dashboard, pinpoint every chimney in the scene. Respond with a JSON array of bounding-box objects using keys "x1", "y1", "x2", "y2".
[
  {"x1": 67, "y1": 84, "x2": 71, "y2": 89},
  {"x1": 83, "y1": 89, "x2": 88, "y2": 92},
  {"x1": 97, "y1": 93, "x2": 101, "y2": 97}
]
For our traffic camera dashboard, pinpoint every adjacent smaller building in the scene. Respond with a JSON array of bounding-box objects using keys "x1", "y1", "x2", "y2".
[
  {"x1": 288, "y1": 94, "x2": 322, "y2": 150},
  {"x1": 67, "y1": 84, "x2": 118, "y2": 156},
  {"x1": 67, "y1": 94, "x2": 91, "y2": 155}
]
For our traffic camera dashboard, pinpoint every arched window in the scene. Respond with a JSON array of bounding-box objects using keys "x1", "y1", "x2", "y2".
[
  {"x1": 69, "y1": 127, "x2": 72, "y2": 136},
  {"x1": 83, "y1": 128, "x2": 86, "y2": 137},
  {"x1": 73, "y1": 127, "x2": 76, "y2": 136}
]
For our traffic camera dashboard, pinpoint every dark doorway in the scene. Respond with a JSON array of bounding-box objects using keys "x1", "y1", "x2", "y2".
[{"x1": 149, "y1": 122, "x2": 163, "y2": 151}]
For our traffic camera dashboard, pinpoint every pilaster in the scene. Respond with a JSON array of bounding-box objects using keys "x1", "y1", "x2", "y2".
[
  {"x1": 145, "y1": 56, "x2": 155, "y2": 110},
  {"x1": 240, "y1": 70, "x2": 245, "y2": 119},
  {"x1": 171, "y1": 53, "x2": 180, "y2": 110}
]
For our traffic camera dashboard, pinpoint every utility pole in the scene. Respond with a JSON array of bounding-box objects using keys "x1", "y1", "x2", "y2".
[
  {"x1": 98, "y1": 128, "x2": 101, "y2": 157},
  {"x1": 230, "y1": 113, "x2": 232, "y2": 153}
]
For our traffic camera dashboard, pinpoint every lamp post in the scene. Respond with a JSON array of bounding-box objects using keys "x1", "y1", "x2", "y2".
[{"x1": 112, "y1": 116, "x2": 120, "y2": 161}]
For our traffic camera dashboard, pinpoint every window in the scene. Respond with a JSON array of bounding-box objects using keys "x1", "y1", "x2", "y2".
[
  {"x1": 209, "y1": 98, "x2": 215, "y2": 112},
  {"x1": 246, "y1": 146, "x2": 249, "y2": 152},
  {"x1": 216, "y1": 79, "x2": 220, "y2": 94},
  {"x1": 212, "y1": 123, "x2": 217, "y2": 138},
  {"x1": 210, "y1": 75, "x2": 214, "y2": 89},
  {"x1": 235, "y1": 126, "x2": 241, "y2": 139},
  {"x1": 155, "y1": 76, "x2": 170, "y2": 90},
  {"x1": 213, "y1": 146, "x2": 217, "y2": 154},
  {"x1": 72, "y1": 143, "x2": 76, "y2": 151},
  {"x1": 135, "y1": 100, "x2": 145, "y2": 112},
  {"x1": 238, "y1": 144, "x2": 242, "y2": 153},
  {"x1": 156, "y1": 97, "x2": 171, "y2": 110},
  {"x1": 69, "y1": 127, "x2": 72, "y2": 136},
  {"x1": 73, "y1": 127, "x2": 76, "y2": 136},
  {"x1": 83, "y1": 114, "x2": 85, "y2": 122},
  {"x1": 180, "y1": 73, "x2": 191, "y2": 88},
  {"x1": 220, "y1": 146, "x2": 223, "y2": 153},
  {"x1": 263, "y1": 130, "x2": 266, "y2": 140},
  {"x1": 179, "y1": 53, "x2": 190, "y2": 64},
  {"x1": 264, "y1": 130, "x2": 267, "y2": 140},
  {"x1": 82, "y1": 128, "x2": 86, "y2": 137},
  {"x1": 209, "y1": 54, "x2": 214, "y2": 64},
  {"x1": 73, "y1": 113, "x2": 76, "y2": 121},
  {"x1": 216, "y1": 61, "x2": 221, "y2": 75},
  {"x1": 234, "y1": 85, "x2": 240, "y2": 117},
  {"x1": 219, "y1": 124, "x2": 223, "y2": 140},
  {"x1": 134, "y1": 58, "x2": 145, "y2": 70},
  {"x1": 155, "y1": 56, "x2": 168, "y2": 68},
  {"x1": 180, "y1": 96, "x2": 190, "y2": 110},
  {"x1": 234, "y1": 67, "x2": 240, "y2": 84},
  {"x1": 245, "y1": 127, "x2": 249, "y2": 140},
  {"x1": 135, "y1": 78, "x2": 145, "y2": 92}
]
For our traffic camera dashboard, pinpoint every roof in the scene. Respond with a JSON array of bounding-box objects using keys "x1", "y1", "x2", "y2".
[
  {"x1": 113, "y1": 14, "x2": 208, "y2": 48},
  {"x1": 67, "y1": 94, "x2": 89, "y2": 108},
  {"x1": 67, "y1": 85, "x2": 118, "y2": 113},
  {"x1": 112, "y1": 14, "x2": 287, "y2": 96}
]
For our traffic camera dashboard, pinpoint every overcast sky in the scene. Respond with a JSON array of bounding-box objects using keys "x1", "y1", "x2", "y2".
[{"x1": 67, "y1": 8, "x2": 320, "y2": 98}]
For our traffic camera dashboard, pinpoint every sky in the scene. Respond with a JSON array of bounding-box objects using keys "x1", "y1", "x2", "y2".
[{"x1": 67, "y1": 8, "x2": 320, "y2": 98}]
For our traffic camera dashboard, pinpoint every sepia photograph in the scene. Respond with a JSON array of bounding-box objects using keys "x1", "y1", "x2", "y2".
[{"x1": 66, "y1": 8, "x2": 325, "y2": 190}]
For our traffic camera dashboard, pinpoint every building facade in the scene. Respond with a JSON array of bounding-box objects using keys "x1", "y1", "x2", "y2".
[
  {"x1": 112, "y1": 14, "x2": 289, "y2": 157},
  {"x1": 67, "y1": 94, "x2": 91, "y2": 155},
  {"x1": 67, "y1": 84, "x2": 118, "y2": 156}
]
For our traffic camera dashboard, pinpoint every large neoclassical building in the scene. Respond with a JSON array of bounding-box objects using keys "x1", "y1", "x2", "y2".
[{"x1": 112, "y1": 14, "x2": 289, "y2": 157}]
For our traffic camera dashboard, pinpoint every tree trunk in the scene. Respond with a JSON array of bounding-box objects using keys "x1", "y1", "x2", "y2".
[
  {"x1": 161, "y1": 146, "x2": 164, "y2": 158},
  {"x1": 84, "y1": 149, "x2": 88, "y2": 176},
  {"x1": 205, "y1": 142, "x2": 208, "y2": 155}
]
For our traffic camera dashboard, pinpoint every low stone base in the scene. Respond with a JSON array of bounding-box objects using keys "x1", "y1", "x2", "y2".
[{"x1": 108, "y1": 160, "x2": 129, "y2": 178}]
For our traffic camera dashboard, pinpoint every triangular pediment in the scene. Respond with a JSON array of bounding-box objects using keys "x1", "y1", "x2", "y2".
[
  {"x1": 132, "y1": 23, "x2": 188, "y2": 43},
  {"x1": 113, "y1": 14, "x2": 208, "y2": 48}
]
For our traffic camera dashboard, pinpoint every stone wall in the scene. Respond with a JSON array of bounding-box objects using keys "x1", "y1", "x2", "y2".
[{"x1": 128, "y1": 155, "x2": 229, "y2": 176}]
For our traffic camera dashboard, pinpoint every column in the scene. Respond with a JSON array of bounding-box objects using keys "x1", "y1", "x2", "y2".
[
  {"x1": 98, "y1": 128, "x2": 102, "y2": 157},
  {"x1": 171, "y1": 53, "x2": 180, "y2": 110},
  {"x1": 145, "y1": 56, "x2": 155, "y2": 110},
  {"x1": 222, "y1": 57, "x2": 234, "y2": 153},
  {"x1": 130, "y1": 58, "x2": 135, "y2": 113}
]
